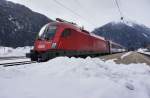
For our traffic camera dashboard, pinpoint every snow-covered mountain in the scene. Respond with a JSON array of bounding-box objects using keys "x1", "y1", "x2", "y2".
[
  {"x1": 0, "y1": 0, "x2": 52, "y2": 47},
  {"x1": 93, "y1": 21, "x2": 150, "y2": 50}
]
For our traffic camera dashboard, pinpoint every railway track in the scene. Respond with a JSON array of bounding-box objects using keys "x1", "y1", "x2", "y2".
[
  {"x1": 0, "y1": 61, "x2": 36, "y2": 67},
  {"x1": 0, "y1": 52, "x2": 131, "y2": 67},
  {"x1": 0, "y1": 56, "x2": 26, "y2": 61}
]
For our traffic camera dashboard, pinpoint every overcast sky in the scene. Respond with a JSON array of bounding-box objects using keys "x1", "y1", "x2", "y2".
[{"x1": 7, "y1": 0, "x2": 150, "y2": 31}]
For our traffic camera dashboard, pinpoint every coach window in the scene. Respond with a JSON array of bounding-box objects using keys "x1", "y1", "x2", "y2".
[{"x1": 61, "y1": 29, "x2": 71, "y2": 37}]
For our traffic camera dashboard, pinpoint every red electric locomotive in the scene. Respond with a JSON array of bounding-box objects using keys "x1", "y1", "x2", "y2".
[{"x1": 27, "y1": 18, "x2": 111, "y2": 61}]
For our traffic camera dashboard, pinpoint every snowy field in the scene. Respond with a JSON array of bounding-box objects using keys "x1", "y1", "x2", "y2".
[
  {"x1": 0, "y1": 47, "x2": 150, "y2": 98},
  {"x1": 0, "y1": 56, "x2": 150, "y2": 98}
]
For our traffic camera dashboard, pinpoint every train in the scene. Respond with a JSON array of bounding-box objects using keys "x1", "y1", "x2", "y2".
[{"x1": 26, "y1": 18, "x2": 126, "y2": 61}]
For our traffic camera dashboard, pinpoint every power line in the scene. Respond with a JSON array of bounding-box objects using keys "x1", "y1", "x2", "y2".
[
  {"x1": 72, "y1": 0, "x2": 89, "y2": 16},
  {"x1": 53, "y1": 0, "x2": 96, "y2": 26},
  {"x1": 71, "y1": 0, "x2": 97, "y2": 27},
  {"x1": 72, "y1": 0, "x2": 82, "y2": 8},
  {"x1": 113, "y1": 0, "x2": 124, "y2": 21}
]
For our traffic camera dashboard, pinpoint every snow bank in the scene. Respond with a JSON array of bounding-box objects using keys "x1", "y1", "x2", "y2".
[
  {"x1": 0, "y1": 46, "x2": 32, "y2": 57},
  {"x1": 0, "y1": 57, "x2": 150, "y2": 98},
  {"x1": 137, "y1": 48, "x2": 150, "y2": 55}
]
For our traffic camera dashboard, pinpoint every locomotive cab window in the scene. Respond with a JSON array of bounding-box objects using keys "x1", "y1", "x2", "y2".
[
  {"x1": 61, "y1": 29, "x2": 71, "y2": 37},
  {"x1": 38, "y1": 24, "x2": 57, "y2": 40}
]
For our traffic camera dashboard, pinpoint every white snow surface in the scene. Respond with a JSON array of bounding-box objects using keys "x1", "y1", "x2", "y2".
[
  {"x1": 0, "y1": 46, "x2": 32, "y2": 57},
  {"x1": 137, "y1": 48, "x2": 150, "y2": 55},
  {"x1": 0, "y1": 57, "x2": 150, "y2": 98},
  {"x1": 121, "y1": 52, "x2": 132, "y2": 59}
]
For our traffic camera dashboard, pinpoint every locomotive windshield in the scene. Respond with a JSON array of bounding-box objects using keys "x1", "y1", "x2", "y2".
[{"x1": 38, "y1": 23, "x2": 57, "y2": 40}]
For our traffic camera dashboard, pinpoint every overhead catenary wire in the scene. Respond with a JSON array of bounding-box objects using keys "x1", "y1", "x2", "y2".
[
  {"x1": 53, "y1": 0, "x2": 96, "y2": 27},
  {"x1": 72, "y1": 0, "x2": 88, "y2": 12},
  {"x1": 113, "y1": 0, "x2": 124, "y2": 21},
  {"x1": 72, "y1": 0, "x2": 82, "y2": 7},
  {"x1": 72, "y1": 0, "x2": 91, "y2": 18}
]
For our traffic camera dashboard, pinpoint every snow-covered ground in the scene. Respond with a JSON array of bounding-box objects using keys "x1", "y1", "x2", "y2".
[
  {"x1": 121, "y1": 52, "x2": 132, "y2": 59},
  {"x1": 0, "y1": 46, "x2": 32, "y2": 57},
  {"x1": 137, "y1": 48, "x2": 150, "y2": 55},
  {"x1": 0, "y1": 56, "x2": 150, "y2": 98}
]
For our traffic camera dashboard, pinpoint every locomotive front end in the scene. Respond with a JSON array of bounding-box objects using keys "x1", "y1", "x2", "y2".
[
  {"x1": 34, "y1": 23, "x2": 57, "y2": 51},
  {"x1": 26, "y1": 22, "x2": 59, "y2": 61}
]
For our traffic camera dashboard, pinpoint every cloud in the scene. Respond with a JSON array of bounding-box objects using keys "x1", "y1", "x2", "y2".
[{"x1": 7, "y1": 0, "x2": 150, "y2": 31}]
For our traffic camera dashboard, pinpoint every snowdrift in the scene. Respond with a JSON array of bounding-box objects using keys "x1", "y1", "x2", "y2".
[
  {"x1": 0, "y1": 46, "x2": 32, "y2": 57},
  {"x1": 0, "y1": 57, "x2": 150, "y2": 98}
]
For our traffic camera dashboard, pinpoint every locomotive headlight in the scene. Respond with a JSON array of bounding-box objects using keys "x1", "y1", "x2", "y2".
[
  {"x1": 51, "y1": 43, "x2": 57, "y2": 49},
  {"x1": 38, "y1": 44, "x2": 45, "y2": 49}
]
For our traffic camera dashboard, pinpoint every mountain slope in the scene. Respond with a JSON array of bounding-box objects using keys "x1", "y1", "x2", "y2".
[
  {"x1": 93, "y1": 22, "x2": 150, "y2": 50},
  {"x1": 0, "y1": 0, "x2": 52, "y2": 47}
]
